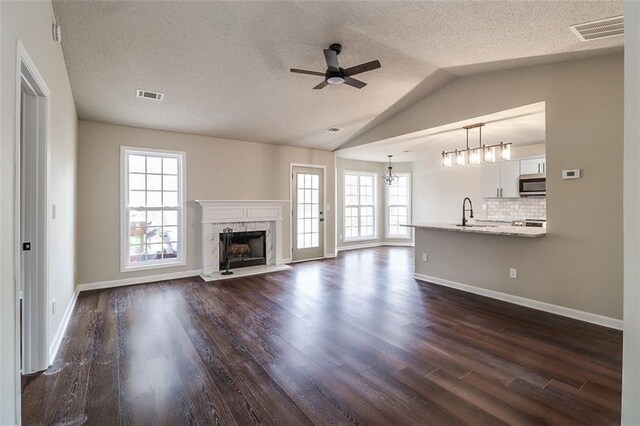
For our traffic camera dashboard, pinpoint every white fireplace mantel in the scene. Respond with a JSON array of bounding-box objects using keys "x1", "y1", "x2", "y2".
[{"x1": 195, "y1": 200, "x2": 290, "y2": 280}]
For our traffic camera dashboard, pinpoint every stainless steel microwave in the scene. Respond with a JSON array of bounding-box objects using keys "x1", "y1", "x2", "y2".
[{"x1": 519, "y1": 174, "x2": 546, "y2": 196}]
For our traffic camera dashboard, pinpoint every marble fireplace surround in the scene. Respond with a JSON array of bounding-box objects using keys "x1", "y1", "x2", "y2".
[{"x1": 196, "y1": 200, "x2": 291, "y2": 281}]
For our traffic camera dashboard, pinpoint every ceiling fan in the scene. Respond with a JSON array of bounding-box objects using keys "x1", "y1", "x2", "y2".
[{"x1": 290, "y1": 43, "x2": 381, "y2": 90}]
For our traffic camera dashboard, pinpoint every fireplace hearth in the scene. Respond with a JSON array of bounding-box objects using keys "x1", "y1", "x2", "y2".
[{"x1": 219, "y1": 230, "x2": 267, "y2": 270}]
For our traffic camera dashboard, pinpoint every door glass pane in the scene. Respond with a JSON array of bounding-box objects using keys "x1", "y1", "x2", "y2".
[{"x1": 296, "y1": 172, "x2": 320, "y2": 249}]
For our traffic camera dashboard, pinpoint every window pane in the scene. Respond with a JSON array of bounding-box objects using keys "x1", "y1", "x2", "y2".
[
  {"x1": 147, "y1": 210, "x2": 162, "y2": 228},
  {"x1": 163, "y1": 191, "x2": 178, "y2": 207},
  {"x1": 129, "y1": 210, "x2": 146, "y2": 224},
  {"x1": 147, "y1": 156, "x2": 162, "y2": 173},
  {"x1": 147, "y1": 244, "x2": 163, "y2": 260},
  {"x1": 129, "y1": 173, "x2": 145, "y2": 190},
  {"x1": 163, "y1": 226, "x2": 178, "y2": 242},
  {"x1": 163, "y1": 210, "x2": 178, "y2": 226},
  {"x1": 129, "y1": 191, "x2": 146, "y2": 207},
  {"x1": 147, "y1": 191, "x2": 162, "y2": 207},
  {"x1": 129, "y1": 155, "x2": 145, "y2": 173},
  {"x1": 163, "y1": 157, "x2": 178, "y2": 175},
  {"x1": 147, "y1": 174, "x2": 162, "y2": 191},
  {"x1": 163, "y1": 175, "x2": 177, "y2": 191},
  {"x1": 129, "y1": 245, "x2": 144, "y2": 263},
  {"x1": 163, "y1": 241, "x2": 178, "y2": 258}
]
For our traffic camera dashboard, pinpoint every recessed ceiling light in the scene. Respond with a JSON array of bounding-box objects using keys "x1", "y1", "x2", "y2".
[
  {"x1": 136, "y1": 89, "x2": 164, "y2": 101},
  {"x1": 326, "y1": 127, "x2": 343, "y2": 133}
]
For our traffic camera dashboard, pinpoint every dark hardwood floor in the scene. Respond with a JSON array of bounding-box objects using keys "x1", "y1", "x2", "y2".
[{"x1": 22, "y1": 247, "x2": 622, "y2": 425}]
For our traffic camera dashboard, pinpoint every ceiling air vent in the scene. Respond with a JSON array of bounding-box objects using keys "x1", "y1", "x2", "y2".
[
  {"x1": 570, "y1": 15, "x2": 624, "y2": 41},
  {"x1": 326, "y1": 127, "x2": 343, "y2": 133},
  {"x1": 136, "y1": 89, "x2": 164, "y2": 101}
]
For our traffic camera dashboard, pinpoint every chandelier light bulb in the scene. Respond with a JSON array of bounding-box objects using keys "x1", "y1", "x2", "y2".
[{"x1": 442, "y1": 152, "x2": 453, "y2": 168}]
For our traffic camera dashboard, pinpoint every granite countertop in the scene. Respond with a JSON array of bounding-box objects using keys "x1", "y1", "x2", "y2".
[{"x1": 404, "y1": 222, "x2": 546, "y2": 238}]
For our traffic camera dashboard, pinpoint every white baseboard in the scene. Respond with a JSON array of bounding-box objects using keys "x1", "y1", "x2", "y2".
[
  {"x1": 383, "y1": 241, "x2": 415, "y2": 247},
  {"x1": 337, "y1": 242, "x2": 382, "y2": 252},
  {"x1": 78, "y1": 269, "x2": 202, "y2": 292},
  {"x1": 337, "y1": 241, "x2": 415, "y2": 252},
  {"x1": 414, "y1": 273, "x2": 623, "y2": 330},
  {"x1": 325, "y1": 252, "x2": 337, "y2": 259},
  {"x1": 48, "y1": 288, "x2": 79, "y2": 365}
]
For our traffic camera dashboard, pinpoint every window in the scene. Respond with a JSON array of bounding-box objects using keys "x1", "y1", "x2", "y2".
[
  {"x1": 344, "y1": 172, "x2": 377, "y2": 241},
  {"x1": 386, "y1": 173, "x2": 411, "y2": 238},
  {"x1": 121, "y1": 147, "x2": 185, "y2": 271}
]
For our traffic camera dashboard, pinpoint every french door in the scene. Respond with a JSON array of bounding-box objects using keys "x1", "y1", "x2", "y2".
[{"x1": 292, "y1": 166, "x2": 324, "y2": 261}]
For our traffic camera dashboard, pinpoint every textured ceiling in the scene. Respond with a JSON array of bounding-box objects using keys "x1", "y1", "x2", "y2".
[
  {"x1": 337, "y1": 103, "x2": 546, "y2": 162},
  {"x1": 52, "y1": 1, "x2": 622, "y2": 151}
]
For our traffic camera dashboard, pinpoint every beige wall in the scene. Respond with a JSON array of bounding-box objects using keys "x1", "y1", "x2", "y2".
[
  {"x1": 76, "y1": 120, "x2": 336, "y2": 285},
  {"x1": 352, "y1": 54, "x2": 623, "y2": 319},
  {"x1": 336, "y1": 158, "x2": 413, "y2": 248},
  {"x1": 0, "y1": 1, "x2": 78, "y2": 423},
  {"x1": 623, "y1": 0, "x2": 640, "y2": 421}
]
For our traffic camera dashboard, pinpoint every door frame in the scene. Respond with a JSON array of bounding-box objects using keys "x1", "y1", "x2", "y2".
[
  {"x1": 289, "y1": 163, "x2": 327, "y2": 262},
  {"x1": 15, "y1": 40, "x2": 51, "y2": 376}
]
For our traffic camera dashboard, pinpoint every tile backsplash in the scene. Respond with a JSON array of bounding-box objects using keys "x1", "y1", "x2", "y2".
[{"x1": 486, "y1": 197, "x2": 546, "y2": 221}]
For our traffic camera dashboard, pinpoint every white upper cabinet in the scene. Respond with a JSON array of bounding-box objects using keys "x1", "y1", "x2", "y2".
[
  {"x1": 481, "y1": 161, "x2": 521, "y2": 198},
  {"x1": 500, "y1": 161, "x2": 521, "y2": 198},
  {"x1": 520, "y1": 157, "x2": 546, "y2": 175}
]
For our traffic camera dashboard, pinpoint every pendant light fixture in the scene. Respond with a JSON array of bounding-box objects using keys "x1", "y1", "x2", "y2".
[
  {"x1": 468, "y1": 124, "x2": 483, "y2": 165},
  {"x1": 442, "y1": 122, "x2": 512, "y2": 167},
  {"x1": 383, "y1": 155, "x2": 399, "y2": 185}
]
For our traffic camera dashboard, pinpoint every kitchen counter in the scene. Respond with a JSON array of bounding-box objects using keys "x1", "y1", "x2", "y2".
[{"x1": 405, "y1": 222, "x2": 546, "y2": 238}]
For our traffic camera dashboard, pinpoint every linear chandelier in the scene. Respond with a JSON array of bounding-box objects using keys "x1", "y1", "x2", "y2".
[{"x1": 442, "y1": 123, "x2": 512, "y2": 167}]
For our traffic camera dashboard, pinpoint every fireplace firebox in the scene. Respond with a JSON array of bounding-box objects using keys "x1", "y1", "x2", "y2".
[{"x1": 219, "y1": 230, "x2": 267, "y2": 270}]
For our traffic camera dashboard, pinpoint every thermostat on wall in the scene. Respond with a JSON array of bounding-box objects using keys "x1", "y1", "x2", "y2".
[{"x1": 562, "y1": 169, "x2": 581, "y2": 179}]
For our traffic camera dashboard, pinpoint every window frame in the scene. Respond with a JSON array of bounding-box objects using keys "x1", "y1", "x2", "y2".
[
  {"x1": 385, "y1": 172, "x2": 412, "y2": 240},
  {"x1": 343, "y1": 170, "x2": 378, "y2": 242},
  {"x1": 120, "y1": 146, "x2": 187, "y2": 272}
]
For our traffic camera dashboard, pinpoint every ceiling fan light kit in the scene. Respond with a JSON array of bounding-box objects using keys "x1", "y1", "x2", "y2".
[
  {"x1": 442, "y1": 122, "x2": 512, "y2": 168},
  {"x1": 290, "y1": 43, "x2": 381, "y2": 90}
]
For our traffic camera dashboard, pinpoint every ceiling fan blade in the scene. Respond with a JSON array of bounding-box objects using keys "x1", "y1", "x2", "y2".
[
  {"x1": 290, "y1": 68, "x2": 326, "y2": 77},
  {"x1": 344, "y1": 77, "x2": 367, "y2": 89},
  {"x1": 343, "y1": 60, "x2": 381, "y2": 77},
  {"x1": 323, "y1": 49, "x2": 339, "y2": 71},
  {"x1": 313, "y1": 81, "x2": 328, "y2": 90}
]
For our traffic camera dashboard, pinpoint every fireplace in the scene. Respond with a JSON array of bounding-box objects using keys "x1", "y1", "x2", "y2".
[{"x1": 219, "y1": 230, "x2": 267, "y2": 270}]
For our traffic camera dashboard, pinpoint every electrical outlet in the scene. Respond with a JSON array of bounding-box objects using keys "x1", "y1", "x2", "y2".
[
  {"x1": 482, "y1": 203, "x2": 487, "y2": 211},
  {"x1": 51, "y1": 299, "x2": 56, "y2": 315},
  {"x1": 339, "y1": 234, "x2": 343, "y2": 241},
  {"x1": 509, "y1": 268, "x2": 517, "y2": 279},
  {"x1": 422, "y1": 253, "x2": 428, "y2": 262}
]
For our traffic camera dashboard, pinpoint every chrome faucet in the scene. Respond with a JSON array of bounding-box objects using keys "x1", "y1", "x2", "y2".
[{"x1": 462, "y1": 197, "x2": 474, "y2": 227}]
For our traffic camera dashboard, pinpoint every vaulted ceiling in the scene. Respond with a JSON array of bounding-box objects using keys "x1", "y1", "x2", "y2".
[{"x1": 53, "y1": 1, "x2": 623, "y2": 151}]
